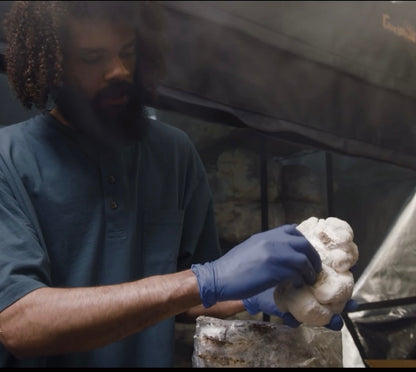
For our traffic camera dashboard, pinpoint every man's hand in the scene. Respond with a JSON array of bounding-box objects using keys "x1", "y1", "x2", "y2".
[
  {"x1": 191, "y1": 224, "x2": 321, "y2": 308},
  {"x1": 325, "y1": 299, "x2": 358, "y2": 330},
  {"x1": 242, "y1": 287, "x2": 301, "y2": 328}
]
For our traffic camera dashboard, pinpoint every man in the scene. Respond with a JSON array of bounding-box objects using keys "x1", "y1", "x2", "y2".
[{"x1": 0, "y1": 1, "x2": 353, "y2": 367}]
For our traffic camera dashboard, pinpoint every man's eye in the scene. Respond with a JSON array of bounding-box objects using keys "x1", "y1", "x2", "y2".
[
  {"x1": 120, "y1": 49, "x2": 136, "y2": 59},
  {"x1": 80, "y1": 55, "x2": 103, "y2": 64}
]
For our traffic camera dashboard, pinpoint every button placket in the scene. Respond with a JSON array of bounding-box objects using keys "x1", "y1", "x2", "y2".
[
  {"x1": 108, "y1": 175, "x2": 116, "y2": 184},
  {"x1": 100, "y1": 155, "x2": 128, "y2": 239},
  {"x1": 107, "y1": 174, "x2": 118, "y2": 209},
  {"x1": 103, "y1": 170, "x2": 118, "y2": 211}
]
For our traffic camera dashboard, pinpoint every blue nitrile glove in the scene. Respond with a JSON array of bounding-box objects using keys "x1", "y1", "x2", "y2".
[
  {"x1": 325, "y1": 299, "x2": 359, "y2": 331},
  {"x1": 191, "y1": 224, "x2": 322, "y2": 308},
  {"x1": 242, "y1": 287, "x2": 301, "y2": 328}
]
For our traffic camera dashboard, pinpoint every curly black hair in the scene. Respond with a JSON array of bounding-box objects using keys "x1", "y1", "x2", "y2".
[{"x1": 3, "y1": 1, "x2": 166, "y2": 110}]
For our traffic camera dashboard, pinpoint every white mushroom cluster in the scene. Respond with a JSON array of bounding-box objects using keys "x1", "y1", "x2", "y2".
[{"x1": 273, "y1": 217, "x2": 359, "y2": 326}]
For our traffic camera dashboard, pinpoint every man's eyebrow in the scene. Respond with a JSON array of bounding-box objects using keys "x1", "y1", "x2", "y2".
[
  {"x1": 77, "y1": 47, "x2": 106, "y2": 54},
  {"x1": 76, "y1": 39, "x2": 136, "y2": 54}
]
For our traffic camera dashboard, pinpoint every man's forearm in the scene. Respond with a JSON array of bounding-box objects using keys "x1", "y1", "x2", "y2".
[
  {"x1": 0, "y1": 270, "x2": 201, "y2": 359},
  {"x1": 177, "y1": 300, "x2": 246, "y2": 323}
]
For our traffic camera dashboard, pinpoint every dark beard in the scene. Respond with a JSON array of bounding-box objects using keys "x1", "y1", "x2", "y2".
[{"x1": 53, "y1": 79, "x2": 149, "y2": 150}]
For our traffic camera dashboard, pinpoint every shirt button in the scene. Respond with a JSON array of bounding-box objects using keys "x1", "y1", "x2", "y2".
[
  {"x1": 108, "y1": 175, "x2": 116, "y2": 184},
  {"x1": 110, "y1": 200, "x2": 118, "y2": 209}
]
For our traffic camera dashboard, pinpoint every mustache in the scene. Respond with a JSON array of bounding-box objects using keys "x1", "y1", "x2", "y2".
[
  {"x1": 52, "y1": 77, "x2": 149, "y2": 149},
  {"x1": 94, "y1": 81, "x2": 136, "y2": 103}
]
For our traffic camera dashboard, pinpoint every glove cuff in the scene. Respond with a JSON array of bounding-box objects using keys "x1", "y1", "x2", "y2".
[{"x1": 190, "y1": 263, "x2": 217, "y2": 308}]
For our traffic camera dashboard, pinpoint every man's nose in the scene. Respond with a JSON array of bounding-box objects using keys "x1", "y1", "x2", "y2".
[{"x1": 104, "y1": 56, "x2": 130, "y2": 81}]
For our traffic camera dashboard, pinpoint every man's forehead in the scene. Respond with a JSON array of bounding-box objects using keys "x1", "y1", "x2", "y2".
[{"x1": 66, "y1": 17, "x2": 136, "y2": 50}]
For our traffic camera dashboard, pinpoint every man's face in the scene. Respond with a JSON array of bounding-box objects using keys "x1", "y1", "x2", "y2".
[{"x1": 55, "y1": 17, "x2": 148, "y2": 148}]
